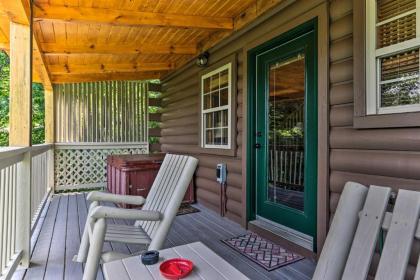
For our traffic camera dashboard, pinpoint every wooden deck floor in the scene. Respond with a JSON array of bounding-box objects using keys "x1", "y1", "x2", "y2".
[{"x1": 12, "y1": 193, "x2": 316, "y2": 280}]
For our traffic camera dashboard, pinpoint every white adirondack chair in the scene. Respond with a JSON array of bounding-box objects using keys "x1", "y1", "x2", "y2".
[
  {"x1": 313, "y1": 181, "x2": 420, "y2": 280},
  {"x1": 74, "y1": 154, "x2": 198, "y2": 280}
]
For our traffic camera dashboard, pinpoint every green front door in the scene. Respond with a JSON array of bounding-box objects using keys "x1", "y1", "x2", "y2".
[{"x1": 250, "y1": 22, "x2": 317, "y2": 247}]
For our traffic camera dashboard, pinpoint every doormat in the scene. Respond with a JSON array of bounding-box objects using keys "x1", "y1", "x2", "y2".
[
  {"x1": 222, "y1": 233, "x2": 304, "y2": 271},
  {"x1": 177, "y1": 203, "x2": 200, "y2": 216}
]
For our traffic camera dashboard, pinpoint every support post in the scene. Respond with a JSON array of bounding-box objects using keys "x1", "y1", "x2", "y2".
[
  {"x1": 9, "y1": 22, "x2": 32, "y2": 147},
  {"x1": 9, "y1": 21, "x2": 33, "y2": 268},
  {"x1": 44, "y1": 86, "x2": 55, "y2": 192},
  {"x1": 44, "y1": 86, "x2": 54, "y2": 144}
]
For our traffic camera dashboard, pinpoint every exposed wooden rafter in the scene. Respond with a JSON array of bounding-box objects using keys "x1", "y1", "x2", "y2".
[
  {"x1": 0, "y1": 0, "x2": 52, "y2": 89},
  {"x1": 41, "y1": 42, "x2": 197, "y2": 56},
  {"x1": 48, "y1": 62, "x2": 176, "y2": 75},
  {"x1": 33, "y1": 4, "x2": 234, "y2": 30},
  {"x1": 0, "y1": 0, "x2": 289, "y2": 84},
  {"x1": 0, "y1": 0, "x2": 30, "y2": 24},
  {"x1": 51, "y1": 71, "x2": 161, "y2": 84}
]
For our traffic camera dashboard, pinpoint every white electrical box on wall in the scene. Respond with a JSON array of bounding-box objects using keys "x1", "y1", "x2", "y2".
[{"x1": 216, "y1": 163, "x2": 227, "y2": 184}]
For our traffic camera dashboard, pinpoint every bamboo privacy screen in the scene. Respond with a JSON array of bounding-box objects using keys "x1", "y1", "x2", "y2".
[
  {"x1": 54, "y1": 81, "x2": 148, "y2": 143},
  {"x1": 53, "y1": 81, "x2": 150, "y2": 190}
]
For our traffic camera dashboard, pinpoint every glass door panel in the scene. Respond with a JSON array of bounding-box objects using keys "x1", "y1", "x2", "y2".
[{"x1": 268, "y1": 54, "x2": 305, "y2": 211}]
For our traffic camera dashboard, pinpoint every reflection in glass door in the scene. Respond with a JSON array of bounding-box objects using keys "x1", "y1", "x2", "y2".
[{"x1": 268, "y1": 54, "x2": 305, "y2": 211}]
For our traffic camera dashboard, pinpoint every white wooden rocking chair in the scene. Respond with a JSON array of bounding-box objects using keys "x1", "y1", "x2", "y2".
[
  {"x1": 313, "y1": 181, "x2": 420, "y2": 280},
  {"x1": 74, "y1": 154, "x2": 198, "y2": 280}
]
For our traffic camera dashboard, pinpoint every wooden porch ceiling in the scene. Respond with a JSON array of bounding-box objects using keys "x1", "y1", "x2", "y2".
[{"x1": 0, "y1": 0, "x2": 287, "y2": 86}]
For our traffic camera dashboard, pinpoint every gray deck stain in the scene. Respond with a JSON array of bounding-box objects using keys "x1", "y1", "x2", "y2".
[{"x1": 13, "y1": 193, "x2": 315, "y2": 280}]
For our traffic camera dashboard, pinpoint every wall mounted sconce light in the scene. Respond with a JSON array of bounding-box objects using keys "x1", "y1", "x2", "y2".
[{"x1": 196, "y1": 52, "x2": 209, "y2": 67}]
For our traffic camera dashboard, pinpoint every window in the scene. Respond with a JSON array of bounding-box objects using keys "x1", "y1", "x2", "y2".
[
  {"x1": 201, "y1": 63, "x2": 231, "y2": 149},
  {"x1": 366, "y1": 0, "x2": 420, "y2": 115}
]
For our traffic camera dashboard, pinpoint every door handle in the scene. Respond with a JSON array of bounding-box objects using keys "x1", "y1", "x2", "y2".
[{"x1": 255, "y1": 143, "x2": 261, "y2": 149}]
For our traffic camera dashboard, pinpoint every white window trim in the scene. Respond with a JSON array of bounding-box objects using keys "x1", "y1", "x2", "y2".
[
  {"x1": 366, "y1": 0, "x2": 420, "y2": 115},
  {"x1": 201, "y1": 63, "x2": 232, "y2": 149}
]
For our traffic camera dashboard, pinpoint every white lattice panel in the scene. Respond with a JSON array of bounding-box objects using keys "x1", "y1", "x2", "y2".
[{"x1": 55, "y1": 143, "x2": 148, "y2": 190}]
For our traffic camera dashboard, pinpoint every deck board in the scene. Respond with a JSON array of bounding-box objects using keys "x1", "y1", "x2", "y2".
[
  {"x1": 23, "y1": 195, "x2": 60, "y2": 280},
  {"x1": 44, "y1": 195, "x2": 68, "y2": 279},
  {"x1": 65, "y1": 194, "x2": 83, "y2": 280},
  {"x1": 14, "y1": 193, "x2": 316, "y2": 280}
]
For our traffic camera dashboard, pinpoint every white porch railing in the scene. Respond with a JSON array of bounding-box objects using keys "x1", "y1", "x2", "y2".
[
  {"x1": 0, "y1": 149, "x2": 20, "y2": 279},
  {"x1": 0, "y1": 144, "x2": 53, "y2": 279},
  {"x1": 268, "y1": 148, "x2": 304, "y2": 189},
  {"x1": 30, "y1": 145, "x2": 53, "y2": 229},
  {"x1": 0, "y1": 141, "x2": 148, "y2": 277},
  {"x1": 54, "y1": 142, "x2": 149, "y2": 191}
]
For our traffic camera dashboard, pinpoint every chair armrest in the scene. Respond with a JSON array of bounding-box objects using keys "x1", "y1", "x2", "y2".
[
  {"x1": 91, "y1": 206, "x2": 162, "y2": 221},
  {"x1": 87, "y1": 191, "x2": 146, "y2": 206}
]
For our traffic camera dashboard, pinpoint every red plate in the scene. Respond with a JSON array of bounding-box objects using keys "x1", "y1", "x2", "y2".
[{"x1": 159, "y1": 258, "x2": 194, "y2": 279}]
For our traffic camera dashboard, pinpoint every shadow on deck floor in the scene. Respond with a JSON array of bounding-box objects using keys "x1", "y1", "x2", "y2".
[{"x1": 12, "y1": 193, "x2": 316, "y2": 280}]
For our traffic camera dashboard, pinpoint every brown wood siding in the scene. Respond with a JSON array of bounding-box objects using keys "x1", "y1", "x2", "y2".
[
  {"x1": 160, "y1": 51, "x2": 244, "y2": 225},
  {"x1": 161, "y1": 0, "x2": 326, "y2": 227},
  {"x1": 329, "y1": 0, "x2": 419, "y2": 277},
  {"x1": 161, "y1": 0, "x2": 419, "y2": 273}
]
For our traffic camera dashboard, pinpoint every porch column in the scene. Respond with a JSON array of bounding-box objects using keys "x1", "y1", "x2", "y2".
[
  {"x1": 9, "y1": 21, "x2": 33, "y2": 268},
  {"x1": 44, "y1": 86, "x2": 55, "y2": 192},
  {"x1": 44, "y1": 86, "x2": 54, "y2": 143},
  {"x1": 9, "y1": 22, "x2": 32, "y2": 147}
]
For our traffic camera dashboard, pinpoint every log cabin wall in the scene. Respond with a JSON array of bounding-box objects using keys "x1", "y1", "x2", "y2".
[
  {"x1": 329, "y1": 0, "x2": 419, "y2": 277},
  {"x1": 162, "y1": 0, "x2": 420, "y2": 270},
  {"x1": 160, "y1": 50, "x2": 245, "y2": 225},
  {"x1": 161, "y1": 0, "x2": 326, "y2": 226}
]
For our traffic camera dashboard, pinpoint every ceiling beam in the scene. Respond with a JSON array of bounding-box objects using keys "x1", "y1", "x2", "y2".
[
  {"x1": 48, "y1": 62, "x2": 175, "y2": 75},
  {"x1": 51, "y1": 71, "x2": 161, "y2": 84},
  {"x1": 0, "y1": 0, "x2": 52, "y2": 89},
  {"x1": 33, "y1": 37, "x2": 52, "y2": 89},
  {"x1": 0, "y1": 0, "x2": 30, "y2": 25},
  {"x1": 33, "y1": 4, "x2": 234, "y2": 30},
  {"x1": 41, "y1": 42, "x2": 197, "y2": 56}
]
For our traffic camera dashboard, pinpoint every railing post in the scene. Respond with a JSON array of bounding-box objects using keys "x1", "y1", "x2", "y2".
[
  {"x1": 15, "y1": 150, "x2": 31, "y2": 267},
  {"x1": 47, "y1": 148, "x2": 54, "y2": 193}
]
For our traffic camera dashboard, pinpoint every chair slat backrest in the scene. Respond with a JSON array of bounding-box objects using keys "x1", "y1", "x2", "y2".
[
  {"x1": 375, "y1": 190, "x2": 420, "y2": 280},
  {"x1": 341, "y1": 185, "x2": 391, "y2": 280},
  {"x1": 312, "y1": 182, "x2": 368, "y2": 280},
  {"x1": 316, "y1": 184, "x2": 420, "y2": 280},
  {"x1": 135, "y1": 154, "x2": 198, "y2": 250}
]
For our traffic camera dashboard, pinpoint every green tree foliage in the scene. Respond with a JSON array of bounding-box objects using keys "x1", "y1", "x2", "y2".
[
  {"x1": 0, "y1": 51, "x2": 10, "y2": 146},
  {"x1": 32, "y1": 83, "x2": 45, "y2": 144},
  {"x1": 0, "y1": 51, "x2": 45, "y2": 146}
]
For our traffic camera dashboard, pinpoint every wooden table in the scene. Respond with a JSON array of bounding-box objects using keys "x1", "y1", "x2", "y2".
[{"x1": 103, "y1": 242, "x2": 249, "y2": 280}]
